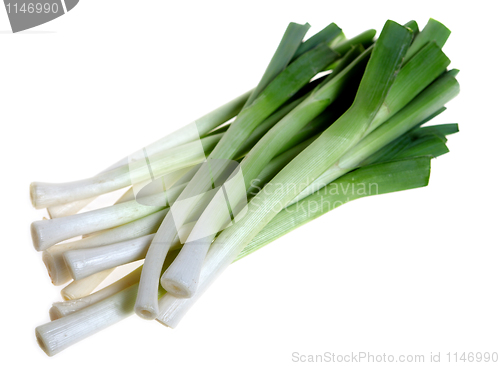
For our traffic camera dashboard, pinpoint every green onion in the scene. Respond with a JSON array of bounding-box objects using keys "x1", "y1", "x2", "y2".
[
  {"x1": 37, "y1": 154, "x2": 433, "y2": 356},
  {"x1": 30, "y1": 19, "x2": 460, "y2": 356}
]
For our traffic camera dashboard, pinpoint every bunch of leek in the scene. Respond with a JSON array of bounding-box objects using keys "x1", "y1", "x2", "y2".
[{"x1": 30, "y1": 18, "x2": 459, "y2": 356}]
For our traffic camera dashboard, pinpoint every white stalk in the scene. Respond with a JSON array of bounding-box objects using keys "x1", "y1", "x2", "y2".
[
  {"x1": 50, "y1": 267, "x2": 142, "y2": 320},
  {"x1": 45, "y1": 122, "x2": 218, "y2": 219},
  {"x1": 159, "y1": 237, "x2": 212, "y2": 298},
  {"x1": 30, "y1": 133, "x2": 221, "y2": 209},
  {"x1": 38, "y1": 246, "x2": 183, "y2": 356},
  {"x1": 42, "y1": 209, "x2": 168, "y2": 285},
  {"x1": 64, "y1": 235, "x2": 154, "y2": 280},
  {"x1": 31, "y1": 89, "x2": 250, "y2": 210},
  {"x1": 46, "y1": 157, "x2": 129, "y2": 218},
  {"x1": 134, "y1": 162, "x2": 235, "y2": 319},
  {"x1": 33, "y1": 177, "x2": 190, "y2": 251},
  {"x1": 36, "y1": 285, "x2": 138, "y2": 357},
  {"x1": 160, "y1": 187, "x2": 235, "y2": 297},
  {"x1": 80, "y1": 187, "x2": 136, "y2": 239},
  {"x1": 31, "y1": 197, "x2": 164, "y2": 251},
  {"x1": 60, "y1": 269, "x2": 114, "y2": 301},
  {"x1": 50, "y1": 243, "x2": 181, "y2": 320},
  {"x1": 30, "y1": 90, "x2": 253, "y2": 208}
]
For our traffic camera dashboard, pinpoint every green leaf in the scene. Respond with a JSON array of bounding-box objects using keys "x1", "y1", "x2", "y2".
[
  {"x1": 393, "y1": 134, "x2": 450, "y2": 159},
  {"x1": 360, "y1": 107, "x2": 446, "y2": 165},
  {"x1": 293, "y1": 22, "x2": 343, "y2": 60},
  {"x1": 248, "y1": 136, "x2": 317, "y2": 197},
  {"x1": 369, "y1": 41, "x2": 450, "y2": 132},
  {"x1": 404, "y1": 18, "x2": 451, "y2": 63},
  {"x1": 212, "y1": 43, "x2": 338, "y2": 160},
  {"x1": 237, "y1": 156, "x2": 431, "y2": 261},
  {"x1": 330, "y1": 29, "x2": 376, "y2": 55},
  {"x1": 404, "y1": 20, "x2": 419, "y2": 36},
  {"x1": 352, "y1": 21, "x2": 413, "y2": 119},
  {"x1": 339, "y1": 70, "x2": 459, "y2": 169},
  {"x1": 320, "y1": 44, "x2": 365, "y2": 85},
  {"x1": 245, "y1": 22, "x2": 311, "y2": 107},
  {"x1": 241, "y1": 44, "x2": 371, "y2": 188},
  {"x1": 419, "y1": 123, "x2": 459, "y2": 137}
]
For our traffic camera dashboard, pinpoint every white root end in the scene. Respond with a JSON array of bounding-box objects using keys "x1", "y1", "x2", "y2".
[
  {"x1": 36, "y1": 328, "x2": 51, "y2": 356},
  {"x1": 29, "y1": 182, "x2": 38, "y2": 208},
  {"x1": 156, "y1": 293, "x2": 193, "y2": 329},
  {"x1": 161, "y1": 279, "x2": 195, "y2": 299},
  {"x1": 48, "y1": 306, "x2": 63, "y2": 321},
  {"x1": 31, "y1": 221, "x2": 45, "y2": 251},
  {"x1": 42, "y1": 248, "x2": 72, "y2": 286},
  {"x1": 134, "y1": 270, "x2": 161, "y2": 320},
  {"x1": 160, "y1": 235, "x2": 213, "y2": 298},
  {"x1": 135, "y1": 305, "x2": 158, "y2": 320},
  {"x1": 30, "y1": 181, "x2": 68, "y2": 210},
  {"x1": 160, "y1": 246, "x2": 206, "y2": 298},
  {"x1": 31, "y1": 219, "x2": 72, "y2": 252}
]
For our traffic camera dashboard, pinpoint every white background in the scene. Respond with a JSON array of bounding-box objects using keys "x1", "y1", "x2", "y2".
[{"x1": 1, "y1": 0, "x2": 498, "y2": 364}]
